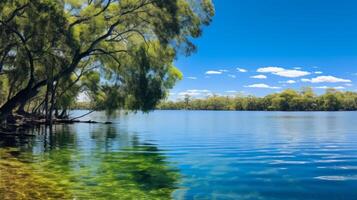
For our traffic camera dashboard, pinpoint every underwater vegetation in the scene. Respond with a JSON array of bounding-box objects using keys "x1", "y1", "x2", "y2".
[{"x1": 0, "y1": 125, "x2": 180, "y2": 200}]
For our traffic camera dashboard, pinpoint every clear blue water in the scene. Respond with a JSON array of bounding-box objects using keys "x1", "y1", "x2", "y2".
[{"x1": 1, "y1": 111, "x2": 357, "y2": 199}]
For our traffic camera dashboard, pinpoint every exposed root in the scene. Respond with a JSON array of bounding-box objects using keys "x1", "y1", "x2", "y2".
[{"x1": 0, "y1": 113, "x2": 112, "y2": 135}]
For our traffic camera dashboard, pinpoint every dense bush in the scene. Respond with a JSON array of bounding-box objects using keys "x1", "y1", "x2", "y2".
[{"x1": 158, "y1": 88, "x2": 357, "y2": 111}]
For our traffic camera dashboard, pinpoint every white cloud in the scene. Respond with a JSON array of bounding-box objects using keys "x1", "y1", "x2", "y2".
[
  {"x1": 257, "y1": 67, "x2": 310, "y2": 78},
  {"x1": 178, "y1": 89, "x2": 212, "y2": 97},
  {"x1": 225, "y1": 90, "x2": 246, "y2": 94},
  {"x1": 278, "y1": 80, "x2": 296, "y2": 84},
  {"x1": 250, "y1": 74, "x2": 267, "y2": 79},
  {"x1": 315, "y1": 71, "x2": 323, "y2": 74},
  {"x1": 334, "y1": 86, "x2": 346, "y2": 90},
  {"x1": 286, "y1": 80, "x2": 296, "y2": 84},
  {"x1": 257, "y1": 67, "x2": 285, "y2": 73},
  {"x1": 205, "y1": 70, "x2": 222, "y2": 75},
  {"x1": 315, "y1": 86, "x2": 345, "y2": 90},
  {"x1": 301, "y1": 76, "x2": 351, "y2": 83},
  {"x1": 294, "y1": 67, "x2": 302, "y2": 70},
  {"x1": 219, "y1": 69, "x2": 229, "y2": 72},
  {"x1": 274, "y1": 70, "x2": 310, "y2": 78},
  {"x1": 314, "y1": 86, "x2": 328, "y2": 89},
  {"x1": 186, "y1": 76, "x2": 197, "y2": 80},
  {"x1": 244, "y1": 83, "x2": 281, "y2": 89},
  {"x1": 237, "y1": 67, "x2": 248, "y2": 72},
  {"x1": 228, "y1": 74, "x2": 236, "y2": 78},
  {"x1": 345, "y1": 83, "x2": 353, "y2": 87}
]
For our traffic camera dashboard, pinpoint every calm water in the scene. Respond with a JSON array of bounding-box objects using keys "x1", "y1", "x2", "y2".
[{"x1": 1, "y1": 111, "x2": 357, "y2": 199}]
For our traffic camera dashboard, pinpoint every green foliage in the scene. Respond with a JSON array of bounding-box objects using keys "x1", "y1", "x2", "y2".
[
  {"x1": 158, "y1": 88, "x2": 357, "y2": 111},
  {"x1": 0, "y1": 0, "x2": 214, "y2": 120}
]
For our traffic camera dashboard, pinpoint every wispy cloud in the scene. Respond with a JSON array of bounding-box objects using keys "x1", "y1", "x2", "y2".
[
  {"x1": 301, "y1": 76, "x2": 351, "y2": 83},
  {"x1": 225, "y1": 90, "x2": 238, "y2": 93},
  {"x1": 186, "y1": 76, "x2": 197, "y2": 80},
  {"x1": 205, "y1": 70, "x2": 222, "y2": 75},
  {"x1": 205, "y1": 69, "x2": 230, "y2": 75},
  {"x1": 285, "y1": 80, "x2": 296, "y2": 84},
  {"x1": 237, "y1": 67, "x2": 248, "y2": 72},
  {"x1": 219, "y1": 69, "x2": 229, "y2": 72},
  {"x1": 274, "y1": 70, "x2": 310, "y2": 78},
  {"x1": 257, "y1": 67, "x2": 284, "y2": 73},
  {"x1": 228, "y1": 74, "x2": 236, "y2": 78},
  {"x1": 345, "y1": 83, "x2": 353, "y2": 87},
  {"x1": 244, "y1": 83, "x2": 281, "y2": 89},
  {"x1": 314, "y1": 71, "x2": 323, "y2": 74},
  {"x1": 315, "y1": 86, "x2": 345, "y2": 90},
  {"x1": 178, "y1": 89, "x2": 212, "y2": 98},
  {"x1": 224, "y1": 90, "x2": 245, "y2": 97},
  {"x1": 250, "y1": 74, "x2": 267, "y2": 79},
  {"x1": 257, "y1": 66, "x2": 310, "y2": 78}
]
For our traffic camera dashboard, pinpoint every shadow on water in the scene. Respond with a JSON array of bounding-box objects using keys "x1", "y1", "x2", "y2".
[{"x1": 0, "y1": 124, "x2": 180, "y2": 200}]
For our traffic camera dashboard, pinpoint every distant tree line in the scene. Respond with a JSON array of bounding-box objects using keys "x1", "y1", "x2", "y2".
[{"x1": 157, "y1": 88, "x2": 357, "y2": 111}]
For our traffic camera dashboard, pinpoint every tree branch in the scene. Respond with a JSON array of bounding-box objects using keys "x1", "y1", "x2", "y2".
[
  {"x1": 70, "y1": 110, "x2": 95, "y2": 120},
  {"x1": 69, "y1": 0, "x2": 112, "y2": 29},
  {"x1": 3, "y1": 3, "x2": 29, "y2": 23}
]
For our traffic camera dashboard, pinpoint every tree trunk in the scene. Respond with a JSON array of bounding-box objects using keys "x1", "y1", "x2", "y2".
[
  {"x1": 44, "y1": 84, "x2": 49, "y2": 122},
  {"x1": 0, "y1": 52, "x2": 82, "y2": 123},
  {"x1": 48, "y1": 82, "x2": 56, "y2": 126},
  {"x1": 0, "y1": 87, "x2": 31, "y2": 122},
  {"x1": 58, "y1": 109, "x2": 67, "y2": 119},
  {"x1": 17, "y1": 102, "x2": 26, "y2": 114},
  {"x1": 0, "y1": 79, "x2": 46, "y2": 123}
]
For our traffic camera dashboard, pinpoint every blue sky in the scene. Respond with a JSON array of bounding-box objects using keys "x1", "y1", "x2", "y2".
[{"x1": 170, "y1": 0, "x2": 357, "y2": 100}]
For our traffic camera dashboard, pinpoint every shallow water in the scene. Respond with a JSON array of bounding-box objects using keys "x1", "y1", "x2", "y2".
[{"x1": 1, "y1": 111, "x2": 357, "y2": 199}]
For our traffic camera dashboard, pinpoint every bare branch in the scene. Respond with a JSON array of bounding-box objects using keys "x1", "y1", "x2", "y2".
[{"x1": 70, "y1": 110, "x2": 95, "y2": 120}]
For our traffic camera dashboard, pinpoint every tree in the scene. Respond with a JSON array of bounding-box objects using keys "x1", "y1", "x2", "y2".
[
  {"x1": 320, "y1": 89, "x2": 340, "y2": 111},
  {"x1": 300, "y1": 87, "x2": 317, "y2": 111},
  {"x1": 0, "y1": 0, "x2": 215, "y2": 123},
  {"x1": 184, "y1": 94, "x2": 191, "y2": 109},
  {"x1": 157, "y1": 88, "x2": 357, "y2": 111}
]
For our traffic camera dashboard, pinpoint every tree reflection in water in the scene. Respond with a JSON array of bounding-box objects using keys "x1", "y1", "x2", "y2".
[{"x1": 0, "y1": 124, "x2": 180, "y2": 200}]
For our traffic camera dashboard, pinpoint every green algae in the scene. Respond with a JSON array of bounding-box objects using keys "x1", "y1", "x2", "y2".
[
  {"x1": 0, "y1": 143, "x2": 180, "y2": 200},
  {"x1": 0, "y1": 148, "x2": 73, "y2": 200}
]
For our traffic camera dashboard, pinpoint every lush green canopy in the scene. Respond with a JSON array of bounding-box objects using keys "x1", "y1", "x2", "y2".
[{"x1": 0, "y1": 0, "x2": 214, "y2": 122}]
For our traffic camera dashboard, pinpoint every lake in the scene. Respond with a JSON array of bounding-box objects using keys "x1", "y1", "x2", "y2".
[{"x1": 1, "y1": 111, "x2": 357, "y2": 199}]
